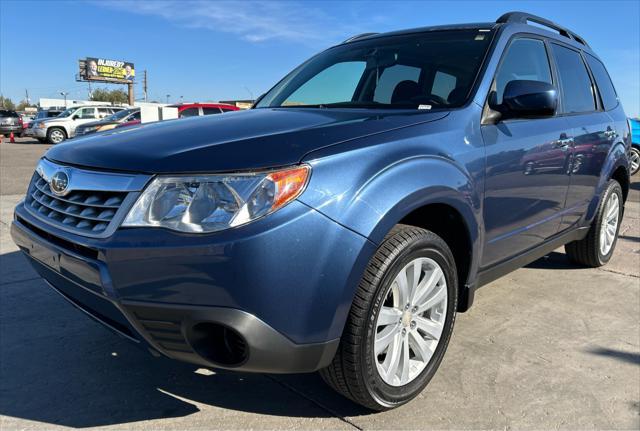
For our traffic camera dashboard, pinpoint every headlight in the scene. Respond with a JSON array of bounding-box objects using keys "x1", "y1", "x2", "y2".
[{"x1": 122, "y1": 165, "x2": 311, "y2": 233}]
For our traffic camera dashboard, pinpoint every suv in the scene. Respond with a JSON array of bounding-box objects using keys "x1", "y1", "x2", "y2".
[
  {"x1": 0, "y1": 109, "x2": 22, "y2": 136},
  {"x1": 29, "y1": 105, "x2": 125, "y2": 144},
  {"x1": 10, "y1": 13, "x2": 631, "y2": 410}
]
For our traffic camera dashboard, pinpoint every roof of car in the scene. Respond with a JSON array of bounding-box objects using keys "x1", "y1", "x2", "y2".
[
  {"x1": 170, "y1": 102, "x2": 239, "y2": 110},
  {"x1": 340, "y1": 11, "x2": 591, "y2": 54}
]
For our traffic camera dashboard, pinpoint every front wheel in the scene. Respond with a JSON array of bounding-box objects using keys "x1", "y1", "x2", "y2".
[
  {"x1": 46, "y1": 127, "x2": 66, "y2": 144},
  {"x1": 629, "y1": 146, "x2": 640, "y2": 176},
  {"x1": 320, "y1": 225, "x2": 457, "y2": 410},
  {"x1": 565, "y1": 179, "x2": 623, "y2": 267}
]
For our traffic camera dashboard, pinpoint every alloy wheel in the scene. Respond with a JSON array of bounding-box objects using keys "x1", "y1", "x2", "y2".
[
  {"x1": 374, "y1": 257, "x2": 447, "y2": 386},
  {"x1": 599, "y1": 192, "x2": 620, "y2": 256}
]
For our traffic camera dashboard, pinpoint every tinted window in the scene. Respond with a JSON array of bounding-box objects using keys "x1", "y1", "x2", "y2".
[
  {"x1": 431, "y1": 71, "x2": 457, "y2": 101},
  {"x1": 257, "y1": 30, "x2": 493, "y2": 109},
  {"x1": 585, "y1": 54, "x2": 618, "y2": 111},
  {"x1": 180, "y1": 107, "x2": 199, "y2": 117},
  {"x1": 128, "y1": 111, "x2": 141, "y2": 121},
  {"x1": 0, "y1": 110, "x2": 19, "y2": 117},
  {"x1": 283, "y1": 62, "x2": 366, "y2": 106},
  {"x1": 202, "y1": 107, "x2": 222, "y2": 115},
  {"x1": 551, "y1": 44, "x2": 596, "y2": 113},
  {"x1": 373, "y1": 64, "x2": 420, "y2": 103},
  {"x1": 494, "y1": 38, "x2": 552, "y2": 104}
]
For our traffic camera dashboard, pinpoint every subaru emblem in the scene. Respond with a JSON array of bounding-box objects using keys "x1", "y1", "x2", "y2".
[{"x1": 50, "y1": 170, "x2": 70, "y2": 196}]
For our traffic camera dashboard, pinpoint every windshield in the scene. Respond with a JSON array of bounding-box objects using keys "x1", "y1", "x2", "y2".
[
  {"x1": 106, "y1": 109, "x2": 136, "y2": 121},
  {"x1": 257, "y1": 29, "x2": 493, "y2": 110},
  {"x1": 57, "y1": 107, "x2": 77, "y2": 118}
]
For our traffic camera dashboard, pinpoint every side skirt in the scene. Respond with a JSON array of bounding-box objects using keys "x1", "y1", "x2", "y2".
[{"x1": 476, "y1": 226, "x2": 589, "y2": 288}]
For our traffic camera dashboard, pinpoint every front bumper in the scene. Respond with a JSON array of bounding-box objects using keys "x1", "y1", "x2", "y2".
[
  {"x1": 11, "y1": 199, "x2": 374, "y2": 373},
  {"x1": 31, "y1": 127, "x2": 47, "y2": 138}
]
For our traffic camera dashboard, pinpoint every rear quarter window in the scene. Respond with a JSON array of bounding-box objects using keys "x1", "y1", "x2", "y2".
[{"x1": 585, "y1": 54, "x2": 619, "y2": 111}]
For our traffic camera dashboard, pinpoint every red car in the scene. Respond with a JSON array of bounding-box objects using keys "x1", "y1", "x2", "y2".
[
  {"x1": 116, "y1": 103, "x2": 240, "y2": 130},
  {"x1": 172, "y1": 102, "x2": 240, "y2": 118}
]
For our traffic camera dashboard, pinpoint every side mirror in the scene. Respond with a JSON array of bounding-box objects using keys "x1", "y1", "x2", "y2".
[{"x1": 492, "y1": 80, "x2": 557, "y2": 120}]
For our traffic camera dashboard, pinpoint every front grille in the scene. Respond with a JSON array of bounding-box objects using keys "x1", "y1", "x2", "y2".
[{"x1": 25, "y1": 171, "x2": 127, "y2": 235}]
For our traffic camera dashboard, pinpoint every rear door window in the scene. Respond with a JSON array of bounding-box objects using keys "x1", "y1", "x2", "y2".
[
  {"x1": 202, "y1": 107, "x2": 222, "y2": 115},
  {"x1": 585, "y1": 54, "x2": 618, "y2": 111},
  {"x1": 550, "y1": 44, "x2": 596, "y2": 114},
  {"x1": 494, "y1": 38, "x2": 552, "y2": 105}
]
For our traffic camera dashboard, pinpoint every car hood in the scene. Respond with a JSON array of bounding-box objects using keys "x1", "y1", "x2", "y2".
[{"x1": 46, "y1": 108, "x2": 449, "y2": 173}]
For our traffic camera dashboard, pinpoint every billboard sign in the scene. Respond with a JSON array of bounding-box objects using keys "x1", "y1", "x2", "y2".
[{"x1": 79, "y1": 58, "x2": 135, "y2": 83}]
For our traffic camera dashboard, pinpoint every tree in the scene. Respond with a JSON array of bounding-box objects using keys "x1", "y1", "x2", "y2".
[
  {"x1": 89, "y1": 88, "x2": 129, "y2": 105},
  {"x1": 16, "y1": 100, "x2": 36, "y2": 112},
  {"x1": 0, "y1": 96, "x2": 16, "y2": 110}
]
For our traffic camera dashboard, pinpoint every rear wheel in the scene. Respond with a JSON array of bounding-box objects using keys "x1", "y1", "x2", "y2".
[
  {"x1": 46, "y1": 127, "x2": 66, "y2": 144},
  {"x1": 629, "y1": 146, "x2": 640, "y2": 176},
  {"x1": 320, "y1": 225, "x2": 457, "y2": 410},
  {"x1": 565, "y1": 179, "x2": 623, "y2": 267}
]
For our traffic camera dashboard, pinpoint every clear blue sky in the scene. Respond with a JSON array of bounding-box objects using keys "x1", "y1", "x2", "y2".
[{"x1": 1, "y1": 0, "x2": 638, "y2": 116}]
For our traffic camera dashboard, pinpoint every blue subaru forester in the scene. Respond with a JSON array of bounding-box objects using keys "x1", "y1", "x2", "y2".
[{"x1": 11, "y1": 12, "x2": 631, "y2": 410}]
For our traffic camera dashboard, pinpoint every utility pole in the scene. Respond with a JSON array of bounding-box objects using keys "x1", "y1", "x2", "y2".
[
  {"x1": 143, "y1": 70, "x2": 148, "y2": 102},
  {"x1": 25, "y1": 89, "x2": 30, "y2": 105},
  {"x1": 127, "y1": 81, "x2": 134, "y2": 106}
]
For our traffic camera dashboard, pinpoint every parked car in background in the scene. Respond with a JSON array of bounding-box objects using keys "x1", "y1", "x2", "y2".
[
  {"x1": 20, "y1": 114, "x2": 35, "y2": 133},
  {"x1": 0, "y1": 109, "x2": 23, "y2": 137},
  {"x1": 29, "y1": 105, "x2": 125, "y2": 144},
  {"x1": 112, "y1": 103, "x2": 241, "y2": 131},
  {"x1": 629, "y1": 118, "x2": 639, "y2": 175},
  {"x1": 75, "y1": 108, "x2": 141, "y2": 137},
  {"x1": 34, "y1": 108, "x2": 64, "y2": 121},
  {"x1": 10, "y1": 12, "x2": 631, "y2": 411},
  {"x1": 171, "y1": 102, "x2": 240, "y2": 118},
  {"x1": 24, "y1": 109, "x2": 64, "y2": 139}
]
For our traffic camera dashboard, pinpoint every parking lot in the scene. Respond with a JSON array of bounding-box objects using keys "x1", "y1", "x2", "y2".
[{"x1": 0, "y1": 137, "x2": 638, "y2": 430}]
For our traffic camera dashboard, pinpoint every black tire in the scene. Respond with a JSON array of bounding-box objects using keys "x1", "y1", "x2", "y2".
[
  {"x1": 629, "y1": 146, "x2": 640, "y2": 176},
  {"x1": 46, "y1": 127, "x2": 66, "y2": 144},
  {"x1": 320, "y1": 224, "x2": 458, "y2": 410},
  {"x1": 565, "y1": 179, "x2": 623, "y2": 267}
]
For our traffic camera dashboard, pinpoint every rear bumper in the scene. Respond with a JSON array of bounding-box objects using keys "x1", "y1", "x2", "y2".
[
  {"x1": 11, "y1": 199, "x2": 373, "y2": 373},
  {"x1": 0, "y1": 125, "x2": 22, "y2": 134}
]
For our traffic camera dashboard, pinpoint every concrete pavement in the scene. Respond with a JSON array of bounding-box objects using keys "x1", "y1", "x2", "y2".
[{"x1": 0, "y1": 139, "x2": 638, "y2": 429}]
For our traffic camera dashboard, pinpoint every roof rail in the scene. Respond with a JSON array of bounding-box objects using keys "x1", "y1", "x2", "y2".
[
  {"x1": 496, "y1": 11, "x2": 589, "y2": 47},
  {"x1": 342, "y1": 32, "x2": 378, "y2": 43}
]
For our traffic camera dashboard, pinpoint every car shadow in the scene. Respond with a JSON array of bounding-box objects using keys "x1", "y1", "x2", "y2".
[
  {"x1": 0, "y1": 251, "x2": 367, "y2": 428},
  {"x1": 524, "y1": 251, "x2": 584, "y2": 270}
]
